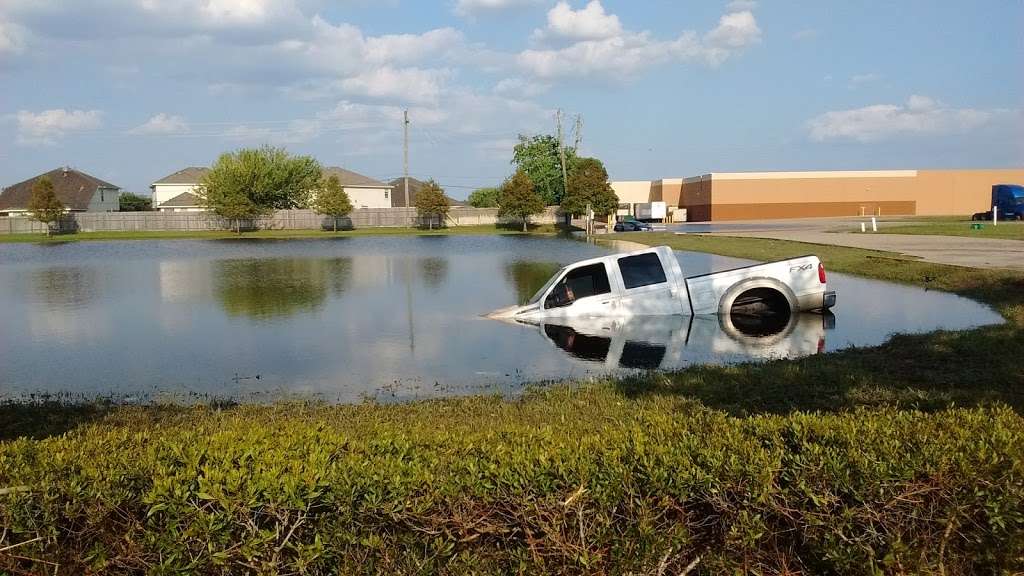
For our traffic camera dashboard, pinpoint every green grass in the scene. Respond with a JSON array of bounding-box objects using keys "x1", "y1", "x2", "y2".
[
  {"x1": 875, "y1": 219, "x2": 1024, "y2": 240},
  {"x1": 2, "y1": 231, "x2": 1024, "y2": 574},
  {"x1": 0, "y1": 223, "x2": 577, "y2": 243}
]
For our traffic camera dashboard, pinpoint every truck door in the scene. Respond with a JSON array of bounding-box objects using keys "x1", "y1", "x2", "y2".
[
  {"x1": 542, "y1": 262, "x2": 618, "y2": 317},
  {"x1": 615, "y1": 251, "x2": 686, "y2": 315}
]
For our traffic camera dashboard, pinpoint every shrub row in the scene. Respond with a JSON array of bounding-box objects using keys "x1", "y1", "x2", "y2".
[{"x1": 1, "y1": 387, "x2": 1022, "y2": 575}]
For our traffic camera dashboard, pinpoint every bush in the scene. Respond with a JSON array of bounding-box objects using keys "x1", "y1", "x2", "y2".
[{"x1": 1, "y1": 388, "x2": 1021, "y2": 575}]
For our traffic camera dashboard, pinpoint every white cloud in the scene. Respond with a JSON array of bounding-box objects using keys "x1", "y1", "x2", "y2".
[
  {"x1": 454, "y1": 0, "x2": 541, "y2": 17},
  {"x1": 539, "y1": 1, "x2": 622, "y2": 41},
  {"x1": 15, "y1": 109, "x2": 103, "y2": 145},
  {"x1": 848, "y1": 72, "x2": 881, "y2": 87},
  {"x1": 0, "y1": 20, "x2": 29, "y2": 58},
  {"x1": 364, "y1": 28, "x2": 464, "y2": 65},
  {"x1": 338, "y1": 67, "x2": 451, "y2": 106},
  {"x1": 726, "y1": 0, "x2": 757, "y2": 11},
  {"x1": 518, "y1": 5, "x2": 761, "y2": 79},
  {"x1": 493, "y1": 77, "x2": 548, "y2": 98},
  {"x1": 704, "y1": 10, "x2": 761, "y2": 50},
  {"x1": 807, "y1": 95, "x2": 1001, "y2": 142},
  {"x1": 128, "y1": 113, "x2": 189, "y2": 135}
]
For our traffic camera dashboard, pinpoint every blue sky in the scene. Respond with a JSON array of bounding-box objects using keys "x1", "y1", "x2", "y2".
[{"x1": 0, "y1": 0, "x2": 1020, "y2": 199}]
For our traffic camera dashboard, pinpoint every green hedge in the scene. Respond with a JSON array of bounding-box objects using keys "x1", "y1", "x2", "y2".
[{"x1": 1, "y1": 387, "x2": 1022, "y2": 574}]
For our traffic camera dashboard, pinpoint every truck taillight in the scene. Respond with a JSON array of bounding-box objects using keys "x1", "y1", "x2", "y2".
[{"x1": 818, "y1": 262, "x2": 827, "y2": 284}]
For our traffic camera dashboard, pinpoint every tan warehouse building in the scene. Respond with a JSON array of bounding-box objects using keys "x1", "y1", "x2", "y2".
[{"x1": 612, "y1": 169, "x2": 1024, "y2": 222}]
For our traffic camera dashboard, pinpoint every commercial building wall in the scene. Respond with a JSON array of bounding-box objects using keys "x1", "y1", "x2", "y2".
[
  {"x1": 677, "y1": 169, "x2": 1024, "y2": 221},
  {"x1": 610, "y1": 180, "x2": 653, "y2": 204}
]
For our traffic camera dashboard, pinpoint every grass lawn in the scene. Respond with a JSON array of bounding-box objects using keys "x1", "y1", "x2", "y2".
[
  {"x1": 0, "y1": 223, "x2": 577, "y2": 243},
  {"x1": 2, "y1": 231, "x2": 1023, "y2": 574},
  {"x1": 874, "y1": 218, "x2": 1024, "y2": 240}
]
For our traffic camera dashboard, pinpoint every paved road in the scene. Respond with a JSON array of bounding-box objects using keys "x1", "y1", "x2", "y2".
[{"x1": 670, "y1": 218, "x2": 1024, "y2": 270}]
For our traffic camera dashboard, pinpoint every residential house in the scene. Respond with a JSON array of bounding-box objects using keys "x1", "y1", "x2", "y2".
[
  {"x1": 387, "y1": 177, "x2": 465, "y2": 208},
  {"x1": 322, "y1": 167, "x2": 392, "y2": 209},
  {"x1": 0, "y1": 167, "x2": 121, "y2": 216},
  {"x1": 151, "y1": 167, "x2": 209, "y2": 212}
]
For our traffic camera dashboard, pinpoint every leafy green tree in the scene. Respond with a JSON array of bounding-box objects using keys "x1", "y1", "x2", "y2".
[
  {"x1": 414, "y1": 179, "x2": 450, "y2": 229},
  {"x1": 498, "y1": 169, "x2": 545, "y2": 232},
  {"x1": 312, "y1": 175, "x2": 353, "y2": 231},
  {"x1": 118, "y1": 192, "x2": 152, "y2": 212},
  {"x1": 562, "y1": 157, "x2": 619, "y2": 218},
  {"x1": 27, "y1": 176, "x2": 66, "y2": 236},
  {"x1": 199, "y1": 145, "x2": 322, "y2": 233},
  {"x1": 511, "y1": 134, "x2": 576, "y2": 206},
  {"x1": 467, "y1": 187, "x2": 500, "y2": 208}
]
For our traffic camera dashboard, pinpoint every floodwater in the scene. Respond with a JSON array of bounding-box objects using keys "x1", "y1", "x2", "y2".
[{"x1": 0, "y1": 236, "x2": 1004, "y2": 403}]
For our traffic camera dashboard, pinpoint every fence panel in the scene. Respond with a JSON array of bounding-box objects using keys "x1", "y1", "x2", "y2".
[{"x1": 0, "y1": 206, "x2": 564, "y2": 235}]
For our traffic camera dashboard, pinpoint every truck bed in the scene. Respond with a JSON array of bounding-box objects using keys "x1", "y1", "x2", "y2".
[{"x1": 684, "y1": 255, "x2": 829, "y2": 315}]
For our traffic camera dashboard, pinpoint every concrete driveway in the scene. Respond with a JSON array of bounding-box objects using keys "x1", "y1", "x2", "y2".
[{"x1": 671, "y1": 217, "x2": 1024, "y2": 270}]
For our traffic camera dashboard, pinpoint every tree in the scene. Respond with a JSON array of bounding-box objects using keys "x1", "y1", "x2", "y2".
[
  {"x1": 27, "y1": 176, "x2": 66, "y2": 236},
  {"x1": 414, "y1": 179, "x2": 450, "y2": 229},
  {"x1": 467, "y1": 187, "x2": 500, "y2": 208},
  {"x1": 511, "y1": 134, "x2": 576, "y2": 206},
  {"x1": 119, "y1": 192, "x2": 152, "y2": 212},
  {"x1": 199, "y1": 145, "x2": 322, "y2": 233},
  {"x1": 312, "y1": 175, "x2": 353, "y2": 231},
  {"x1": 562, "y1": 157, "x2": 619, "y2": 219},
  {"x1": 498, "y1": 170, "x2": 545, "y2": 232}
]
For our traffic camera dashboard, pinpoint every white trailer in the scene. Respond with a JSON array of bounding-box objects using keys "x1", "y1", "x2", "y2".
[
  {"x1": 487, "y1": 245, "x2": 835, "y2": 322},
  {"x1": 634, "y1": 201, "x2": 667, "y2": 221}
]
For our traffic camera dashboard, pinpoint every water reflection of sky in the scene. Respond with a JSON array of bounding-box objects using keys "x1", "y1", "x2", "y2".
[{"x1": 0, "y1": 236, "x2": 1003, "y2": 403}]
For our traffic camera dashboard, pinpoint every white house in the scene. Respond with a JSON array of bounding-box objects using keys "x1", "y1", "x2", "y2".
[
  {"x1": 322, "y1": 166, "x2": 393, "y2": 209},
  {"x1": 151, "y1": 167, "x2": 209, "y2": 212}
]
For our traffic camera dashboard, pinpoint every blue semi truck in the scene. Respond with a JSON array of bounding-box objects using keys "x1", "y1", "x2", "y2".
[{"x1": 972, "y1": 184, "x2": 1024, "y2": 221}]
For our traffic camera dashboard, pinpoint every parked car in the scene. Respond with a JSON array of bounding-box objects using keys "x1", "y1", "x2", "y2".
[
  {"x1": 614, "y1": 218, "x2": 652, "y2": 232},
  {"x1": 487, "y1": 245, "x2": 836, "y2": 322}
]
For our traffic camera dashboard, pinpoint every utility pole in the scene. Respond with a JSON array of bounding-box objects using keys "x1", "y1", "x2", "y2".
[
  {"x1": 403, "y1": 109, "x2": 410, "y2": 208},
  {"x1": 556, "y1": 109, "x2": 571, "y2": 228},
  {"x1": 573, "y1": 114, "x2": 583, "y2": 152}
]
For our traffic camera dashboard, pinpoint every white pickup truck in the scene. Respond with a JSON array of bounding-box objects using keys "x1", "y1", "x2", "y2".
[{"x1": 488, "y1": 245, "x2": 835, "y2": 322}]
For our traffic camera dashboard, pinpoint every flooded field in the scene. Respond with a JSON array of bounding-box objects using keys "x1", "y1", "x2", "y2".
[{"x1": 0, "y1": 236, "x2": 1003, "y2": 402}]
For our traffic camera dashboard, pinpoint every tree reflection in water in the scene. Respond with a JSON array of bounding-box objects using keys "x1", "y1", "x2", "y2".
[
  {"x1": 29, "y1": 267, "x2": 99, "y2": 308},
  {"x1": 504, "y1": 261, "x2": 561, "y2": 305},
  {"x1": 418, "y1": 257, "x2": 449, "y2": 292},
  {"x1": 213, "y1": 258, "x2": 353, "y2": 320}
]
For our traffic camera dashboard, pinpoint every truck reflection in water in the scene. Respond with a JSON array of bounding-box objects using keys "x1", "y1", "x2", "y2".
[{"x1": 535, "y1": 312, "x2": 835, "y2": 369}]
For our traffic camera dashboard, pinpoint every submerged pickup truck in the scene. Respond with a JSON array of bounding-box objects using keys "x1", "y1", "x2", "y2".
[{"x1": 488, "y1": 245, "x2": 836, "y2": 322}]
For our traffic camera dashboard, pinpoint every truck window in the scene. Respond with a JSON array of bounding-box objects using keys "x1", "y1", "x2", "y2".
[
  {"x1": 618, "y1": 252, "x2": 667, "y2": 289},
  {"x1": 544, "y1": 263, "x2": 611, "y2": 309}
]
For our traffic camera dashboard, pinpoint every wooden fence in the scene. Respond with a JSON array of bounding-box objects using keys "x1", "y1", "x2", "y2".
[{"x1": 0, "y1": 207, "x2": 561, "y2": 235}]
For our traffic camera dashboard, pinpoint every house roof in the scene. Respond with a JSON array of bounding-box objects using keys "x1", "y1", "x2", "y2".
[
  {"x1": 160, "y1": 192, "x2": 202, "y2": 207},
  {"x1": 387, "y1": 177, "x2": 465, "y2": 208},
  {"x1": 323, "y1": 166, "x2": 390, "y2": 188},
  {"x1": 0, "y1": 167, "x2": 120, "y2": 211},
  {"x1": 152, "y1": 167, "x2": 210, "y2": 185}
]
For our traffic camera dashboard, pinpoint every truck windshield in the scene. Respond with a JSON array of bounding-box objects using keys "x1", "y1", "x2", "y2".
[{"x1": 527, "y1": 267, "x2": 565, "y2": 305}]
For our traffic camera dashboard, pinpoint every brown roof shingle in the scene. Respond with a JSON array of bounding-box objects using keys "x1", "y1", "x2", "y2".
[
  {"x1": 159, "y1": 192, "x2": 201, "y2": 207},
  {"x1": 323, "y1": 166, "x2": 390, "y2": 188},
  {"x1": 0, "y1": 167, "x2": 120, "y2": 211},
  {"x1": 152, "y1": 167, "x2": 210, "y2": 185},
  {"x1": 387, "y1": 177, "x2": 465, "y2": 208}
]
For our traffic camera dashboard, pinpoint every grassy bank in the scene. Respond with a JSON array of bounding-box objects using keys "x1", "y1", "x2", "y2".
[
  {"x1": 0, "y1": 224, "x2": 574, "y2": 243},
  {"x1": 2, "y1": 232, "x2": 1023, "y2": 574},
  {"x1": 874, "y1": 219, "x2": 1024, "y2": 240}
]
